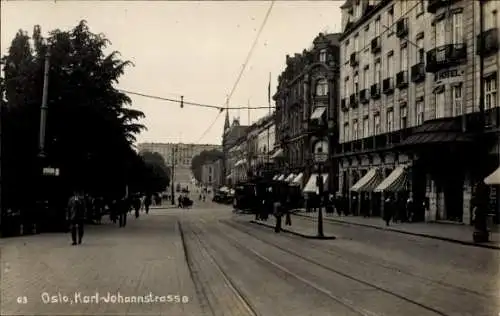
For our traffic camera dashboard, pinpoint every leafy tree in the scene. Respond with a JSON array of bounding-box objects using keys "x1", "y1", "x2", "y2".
[
  {"x1": 1, "y1": 21, "x2": 146, "y2": 212},
  {"x1": 191, "y1": 149, "x2": 223, "y2": 183},
  {"x1": 139, "y1": 151, "x2": 171, "y2": 193}
]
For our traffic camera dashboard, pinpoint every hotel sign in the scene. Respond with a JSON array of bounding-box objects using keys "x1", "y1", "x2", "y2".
[{"x1": 434, "y1": 68, "x2": 464, "y2": 85}]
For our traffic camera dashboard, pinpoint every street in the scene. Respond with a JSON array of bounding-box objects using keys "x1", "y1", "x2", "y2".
[{"x1": 1, "y1": 201, "x2": 499, "y2": 316}]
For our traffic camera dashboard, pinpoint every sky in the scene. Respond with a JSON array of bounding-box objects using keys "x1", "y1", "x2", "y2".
[{"x1": 1, "y1": 0, "x2": 342, "y2": 145}]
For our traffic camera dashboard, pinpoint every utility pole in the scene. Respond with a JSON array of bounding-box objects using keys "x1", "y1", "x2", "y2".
[
  {"x1": 171, "y1": 145, "x2": 176, "y2": 205},
  {"x1": 39, "y1": 49, "x2": 51, "y2": 158},
  {"x1": 0, "y1": 76, "x2": 3, "y2": 233}
]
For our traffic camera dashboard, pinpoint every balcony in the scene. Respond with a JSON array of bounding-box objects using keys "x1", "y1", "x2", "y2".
[
  {"x1": 382, "y1": 77, "x2": 394, "y2": 94},
  {"x1": 411, "y1": 63, "x2": 426, "y2": 83},
  {"x1": 477, "y1": 28, "x2": 499, "y2": 57},
  {"x1": 350, "y1": 52, "x2": 359, "y2": 67},
  {"x1": 425, "y1": 44, "x2": 467, "y2": 73},
  {"x1": 370, "y1": 83, "x2": 381, "y2": 99},
  {"x1": 349, "y1": 94, "x2": 358, "y2": 108},
  {"x1": 341, "y1": 98, "x2": 349, "y2": 112},
  {"x1": 396, "y1": 18, "x2": 408, "y2": 38},
  {"x1": 427, "y1": 0, "x2": 460, "y2": 14},
  {"x1": 396, "y1": 70, "x2": 409, "y2": 89},
  {"x1": 359, "y1": 89, "x2": 370, "y2": 104},
  {"x1": 371, "y1": 36, "x2": 381, "y2": 53}
]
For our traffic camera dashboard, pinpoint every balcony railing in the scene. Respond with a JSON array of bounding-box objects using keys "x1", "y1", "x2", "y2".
[
  {"x1": 477, "y1": 28, "x2": 499, "y2": 57},
  {"x1": 410, "y1": 63, "x2": 425, "y2": 83},
  {"x1": 426, "y1": 44, "x2": 467, "y2": 73},
  {"x1": 370, "y1": 83, "x2": 381, "y2": 99},
  {"x1": 350, "y1": 52, "x2": 359, "y2": 67},
  {"x1": 427, "y1": 0, "x2": 460, "y2": 14},
  {"x1": 341, "y1": 98, "x2": 349, "y2": 112},
  {"x1": 396, "y1": 70, "x2": 409, "y2": 89},
  {"x1": 371, "y1": 36, "x2": 381, "y2": 53},
  {"x1": 349, "y1": 94, "x2": 358, "y2": 108},
  {"x1": 396, "y1": 18, "x2": 408, "y2": 38},
  {"x1": 359, "y1": 89, "x2": 369, "y2": 104},
  {"x1": 382, "y1": 77, "x2": 394, "y2": 94}
]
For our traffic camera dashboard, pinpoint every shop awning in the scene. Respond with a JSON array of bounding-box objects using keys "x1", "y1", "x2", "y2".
[
  {"x1": 235, "y1": 159, "x2": 246, "y2": 167},
  {"x1": 272, "y1": 175, "x2": 278, "y2": 180},
  {"x1": 271, "y1": 149, "x2": 284, "y2": 159},
  {"x1": 484, "y1": 167, "x2": 500, "y2": 185},
  {"x1": 374, "y1": 165, "x2": 408, "y2": 192},
  {"x1": 292, "y1": 173, "x2": 303, "y2": 185},
  {"x1": 350, "y1": 168, "x2": 383, "y2": 192},
  {"x1": 303, "y1": 173, "x2": 329, "y2": 193},
  {"x1": 310, "y1": 106, "x2": 326, "y2": 120},
  {"x1": 284, "y1": 173, "x2": 295, "y2": 182},
  {"x1": 277, "y1": 174, "x2": 285, "y2": 181}
]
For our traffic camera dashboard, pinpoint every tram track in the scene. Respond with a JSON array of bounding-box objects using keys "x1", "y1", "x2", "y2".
[
  {"x1": 221, "y1": 219, "x2": 496, "y2": 316},
  {"x1": 262, "y1": 216, "x2": 497, "y2": 300}
]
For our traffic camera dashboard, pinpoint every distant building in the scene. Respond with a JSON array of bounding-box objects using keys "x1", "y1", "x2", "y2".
[
  {"x1": 137, "y1": 142, "x2": 221, "y2": 190},
  {"x1": 221, "y1": 114, "x2": 249, "y2": 185},
  {"x1": 201, "y1": 159, "x2": 223, "y2": 189}
]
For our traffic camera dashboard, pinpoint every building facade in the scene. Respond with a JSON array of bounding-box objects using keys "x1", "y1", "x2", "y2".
[
  {"x1": 274, "y1": 32, "x2": 341, "y2": 193},
  {"x1": 221, "y1": 114, "x2": 249, "y2": 185},
  {"x1": 338, "y1": 0, "x2": 499, "y2": 223},
  {"x1": 226, "y1": 136, "x2": 247, "y2": 185},
  {"x1": 137, "y1": 142, "x2": 221, "y2": 190},
  {"x1": 201, "y1": 159, "x2": 223, "y2": 189}
]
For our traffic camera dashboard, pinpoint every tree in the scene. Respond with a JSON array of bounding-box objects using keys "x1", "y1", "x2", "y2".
[
  {"x1": 139, "y1": 151, "x2": 171, "y2": 193},
  {"x1": 1, "y1": 21, "x2": 147, "y2": 211},
  {"x1": 191, "y1": 149, "x2": 224, "y2": 183}
]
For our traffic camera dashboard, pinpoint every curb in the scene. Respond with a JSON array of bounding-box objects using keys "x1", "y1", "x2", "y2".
[
  {"x1": 249, "y1": 220, "x2": 336, "y2": 240},
  {"x1": 295, "y1": 214, "x2": 500, "y2": 250}
]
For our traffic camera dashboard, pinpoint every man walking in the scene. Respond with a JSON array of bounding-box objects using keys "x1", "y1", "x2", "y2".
[
  {"x1": 67, "y1": 189, "x2": 86, "y2": 245},
  {"x1": 119, "y1": 197, "x2": 128, "y2": 228}
]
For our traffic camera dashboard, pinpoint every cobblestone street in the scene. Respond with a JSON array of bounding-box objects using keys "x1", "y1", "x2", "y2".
[{"x1": 1, "y1": 203, "x2": 499, "y2": 316}]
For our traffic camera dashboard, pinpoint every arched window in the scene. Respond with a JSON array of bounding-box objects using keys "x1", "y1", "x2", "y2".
[{"x1": 316, "y1": 79, "x2": 328, "y2": 96}]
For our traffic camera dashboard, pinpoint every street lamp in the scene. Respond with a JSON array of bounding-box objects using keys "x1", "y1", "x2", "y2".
[
  {"x1": 171, "y1": 146, "x2": 177, "y2": 205},
  {"x1": 38, "y1": 42, "x2": 51, "y2": 159},
  {"x1": 313, "y1": 139, "x2": 328, "y2": 238}
]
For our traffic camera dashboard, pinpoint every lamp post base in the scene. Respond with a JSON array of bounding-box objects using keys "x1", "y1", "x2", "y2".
[{"x1": 473, "y1": 230, "x2": 490, "y2": 243}]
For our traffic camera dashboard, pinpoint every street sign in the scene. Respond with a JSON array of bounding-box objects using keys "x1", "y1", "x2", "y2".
[{"x1": 42, "y1": 167, "x2": 60, "y2": 176}]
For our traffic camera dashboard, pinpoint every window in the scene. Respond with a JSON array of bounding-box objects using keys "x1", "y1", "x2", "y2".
[
  {"x1": 354, "y1": 34, "x2": 359, "y2": 52},
  {"x1": 374, "y1": 113, "x2": 381, "y2": 134},
  {"x1": 400, "y1": 1, "x2": 407, "y2": 16},
  {"x1": 375, "y1": 17, "x2": 381, "y2": 36},
  {"x1": 344, "y1": 79, "x2": 350, "y2": 98},
  {"x1": 344, "y1": 42, "x2": 349, "y2": 62},
  {"x1": 387, "y1": 7, "x2": 394, "y2": 35},
  {"x1": 435, "y1": 90, "x2": 445, "y2": 118},
  {"x1": 435, "y1": 19, "x2": 445, "y2": 47},
  {"x1": 316, "y1": 78, "x2": 328, "y2": 96},
  {"x1": 319, "y1": 49, "x2": 327, "y2": 63},
  {"x1": 374, "y1": 60, "x2": 381, "y2": 84},
  {"x1": 363, "y1": 117, "x2": 369, "y2": 138},
  {"x1": 485, "y1": 1, "x2": 497, "y2": 30},
  {"x1": 363, "y1": 67, "x2": 370, "y2": 89},
  {"x1": 354, "y1": 74, "x2": 359, "y2": 95},
  {"x1": 453, "y1": 85, "x2": 463, "y2": 116},
  {"x1": 416, "y1": 99, "x2": 424, "y2": 125},
  {"x1": 417, "y1": 0, "x2": 424, "y2": 16},
  {"x1": 400, "y1": 106, "x2": 408, "y2": 129},
  {"x1": 400, "y1": 46, "x2": 408, "y2": 71},
  {"x1": 452, "y1": 13, "x2": 463, "y2": 44},
  {"x1": 344, "y1": 123, "x2": 349, "y2": 141},
  {"x1": 387, "y1": 53, "x2": 394, "y2": 77},
  {"x1": 353, "y1": 119, "x2": 359, "y2": 140},
  {"x1": 387, "y1": 110, "x2": 394, "y2": 132},
  {"x1": 417, "y1": 37, "x2": 425, "y2": 63},
  {"x1": 485, "y1": 76, "x2": 498, "y2": 110}
]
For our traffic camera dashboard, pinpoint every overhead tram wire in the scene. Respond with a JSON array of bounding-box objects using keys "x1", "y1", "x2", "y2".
[
  {"x1": 195, "y1": 0, "x2": 275, "y2": 142},
  {"x1": 119, "y1": 89, "x2": 275, "y2": 110}
]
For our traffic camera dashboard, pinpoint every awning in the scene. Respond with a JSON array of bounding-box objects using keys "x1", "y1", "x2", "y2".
[
  {"x1": 303, "y1": 173, "x2": 329, "y2": 193},
  {"x1": 277, "y1": 174, "x2": 285, "y2": 181},
  {"x1": 374, "y1": 165, "x2": 408, "y2": 192},
  {"x1": 235, "y1": 159, "x2": 246, "y2": 167},
  {"x1": 310, "y1": 107, "x2": 326, "y2": 120},
  {"x1": 272, "y1": 175, "x2": 278, "y2": 180},
  {"x1": 284, "y1": 173, "x2": 295, "y2": 182},
  {"x1": 350, "y1": 168, "x2": 383, "y2": 192},
  {"x1": 292, "y1": 173, "x2": 303, "y2": 185},
  {"x1": 219, "y1": 186, "x2": 229, "y2": 192},
  {"x1": 271, "y1": 149, "x2": 284, "y2": 159},
  {"x1": 226, "y1": 174, "x2": 232, "y2": 180},
  {"x1": 485, "y1": 167, "x2": 500, "y2": 185}
]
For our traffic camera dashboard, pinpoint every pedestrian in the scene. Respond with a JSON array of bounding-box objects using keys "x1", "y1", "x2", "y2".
[
  {"x1": 119, "y1": 197, "x2": 128, "y2": 228},
  {"x1": 383, "y1": 196, "x2": 394, "y2": 226},
  {"x1": 284, "y1": 195, "x2": 292, "y2": 226},
  {"x1": 406, "y1": 197, "x2": 414, "y2": 223},
  {"x1": 133, "y1": 195, "x2": 141, "y2": 218},
  {"x1": 273, "y1": 199, "x2": 282, "y2": 233},
  {"x1": 178, "y1": 195, "x2": 183, "y2": 208},
  {"x1": 144, "y1": 194, "x2": 152, "y2": 214},
  {"x1": 67, "y1": 189, "x2": 86, "y2": 245}
]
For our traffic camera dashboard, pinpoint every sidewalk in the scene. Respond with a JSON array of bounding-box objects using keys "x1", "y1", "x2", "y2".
[
  {"x1": 247, "y1": 215, "x2": 336, "y2": 240},
  {"x1": 294, "y1": 210, "x2": 500, "y2": 250}
]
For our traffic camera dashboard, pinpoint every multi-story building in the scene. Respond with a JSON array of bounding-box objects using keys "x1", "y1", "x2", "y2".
[
  {"x1": 337, "y1": 0, "x2": 499, "y2": 224},
  {"x1": 222, "y1": 114, "x2": 249, "y2": 185},
  {"x1": 245, "y1": 114, "x2": 276, "y2": 176},
  {"x1": 274, "y1": 32, "x2": 341, "y2": 192},
  {"x1": 137, "y1": 142, "x2": 221, "y2": 190},
  {"x1": 201, "y1": 159, "x2": 223, "y2": 190},
  {"x1": 226, "y1": 136, "x2": 248, "y2": 185}
]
